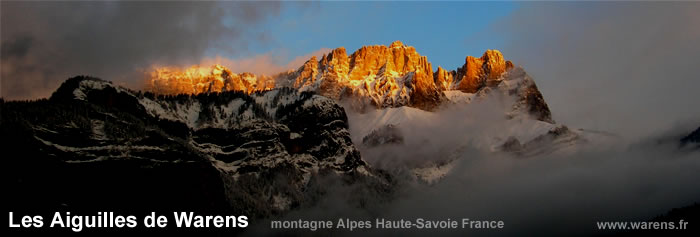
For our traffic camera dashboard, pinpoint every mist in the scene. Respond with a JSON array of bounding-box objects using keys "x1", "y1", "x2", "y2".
[
  {"x1": 250, "y1": 91, "x2": 700, "y2": 236},
  {"x1": 354, "y1": 93, "x2": 699, "y2": 236},
  {"x1": 472, "y1": 2, "x2": 700, "y2": 140}
]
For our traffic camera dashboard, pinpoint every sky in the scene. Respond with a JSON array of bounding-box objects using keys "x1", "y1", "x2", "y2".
[
  {"x1": 0, "y1": 1, "x2": 516, "y2": 100},
  {"x1": 2, "y1": 1, "x2": 699, "y2": 138},
  {"x1": 227, "y1": 1, "x2": 516, "y2": 70}
]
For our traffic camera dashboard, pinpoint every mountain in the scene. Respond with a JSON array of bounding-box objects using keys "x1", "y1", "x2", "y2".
[
  {"x1": 680, "y1": 126, "x2": 700, "y2": 149},
  {"x1": 148, "y1": 41, "x2": 552, "y2": 122},
  {"x1": 3, "y1": 76, "x2": 385, "y2": 217},
  {"x1": 148, "y1": 64, "x2": 275, "y2": 94},
  {"x1": 4, "y1": 41, "x2": 578, "y2": 217},
  {"x1": 142, "y1": 41, "x2": 579, "y2": 184}
]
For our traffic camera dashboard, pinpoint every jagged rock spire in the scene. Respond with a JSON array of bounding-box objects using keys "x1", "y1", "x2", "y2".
[{"x1": 145, "y1": 41, "x2": 551, "y2": 122}]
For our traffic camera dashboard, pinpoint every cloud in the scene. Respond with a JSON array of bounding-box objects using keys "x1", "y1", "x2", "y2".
[
  {"x1": 470, "y1": 2, "x2": 700, "y2": 139},
  {"x1": 193, "y1": 48, "x2": 332, "y2": 76},
  {"x1": 256, "y1": 95, "x2": 700, "y2": 236},
  {"x1": 377, "y1": 140, "x2": 700, "y2": 236},
  {"x1": 1, "y1": 1, "x2": 282, "y2": 100},
  {"x1": 244, "y1": 71, "x2": 700, "y2": 235}
]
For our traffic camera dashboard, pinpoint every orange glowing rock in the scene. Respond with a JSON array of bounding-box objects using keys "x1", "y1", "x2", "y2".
[
  {"x1": 144, "y1": 41, "x2": 526, "y2": 114},
  {"x1": 148, "y1": 64, "x2": 274, "y2": 95}
]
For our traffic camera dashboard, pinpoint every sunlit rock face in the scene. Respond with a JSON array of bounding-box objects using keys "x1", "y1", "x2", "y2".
[
  {"x1": 144, "y1": 41, "x2": 551, "y2": 122},
  {"x1": 340, "y1": 41, "x2": 445, "y2": 111},
  {"x1": 280, "y1": 41, "x2": 444, "y2": 111},
  {"x1": 434, "y1": 66, "x2": 454, "y2": 91},
  {"x1": 148, "y1": 64, "x2": 275, "y2": 95},
  {"x1": 452, "y1": 50, "x2": 514, "y2": 93},
  {"x1": 347, "y1": 40, "x2": 432, "y2": 82}
]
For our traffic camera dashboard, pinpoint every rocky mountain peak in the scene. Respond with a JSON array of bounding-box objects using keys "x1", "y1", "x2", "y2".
[
  {"x1": 320, "y1": 42, "x2": 443, "y2": 110},
  {"x1": 144, "y1": 41, "x2": 551, "y2": 122},
  {"x1": 293, "y1": 56, "x2": 320, "y2": 88},
  {"x1": 148, "y1": 64, "x2": 273, "y2": 95},
  {"x1": 451, "y1": 49, "x2": 514, "y2": 93},
  {"x1": 320, "y1": 47, "x2": 349, "y2": 76},
  {"x1": 346, "y1": 42, "x2": 428, "y2": 80},
  {"x1": 434, "y1": 66, "x2": 455, "y2": 91},
  {"x1": 390, "y1": 40, "x2": 405, "y2": 48}
]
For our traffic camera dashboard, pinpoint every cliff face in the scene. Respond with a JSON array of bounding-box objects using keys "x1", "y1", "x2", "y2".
[
  {"x1": 447, "y1": 50, "x2": 515, "y2": 93},
  {"x1": 284, "y1": 41, "x2": 444, "y2": 111},
  {"x1": 4, "y1": 76, "x2": 377, "y2": 217},
  {"x1": 146, "y1": 41, "x2": 552, "y2": 122},
  {"x1": 347, "y1": 41, "x2": 431, "y2": 82},
  {"x1": 434, "y1": 66, "x2": 454, "y2": 91},
  {"x1": 148, "y1": 65, "x2": 275, "y2": 95}
]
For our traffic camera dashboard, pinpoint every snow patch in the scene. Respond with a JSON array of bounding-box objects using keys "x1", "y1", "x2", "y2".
[
  {"x1": 412, "y1": 160, "x2": 457, "y2": 184},
  {"x1": 272, "y1": 194, "x2": 292, "y2": 211},
  {"x1": 348, "y1": 106, "x2": 434, "y2": 142},
  {"x1": 90, "y1": 120, "x2": 107, "y2": 140},
  {"x1": 444, "y1": 90, "x2": 474, "y2": 103}
]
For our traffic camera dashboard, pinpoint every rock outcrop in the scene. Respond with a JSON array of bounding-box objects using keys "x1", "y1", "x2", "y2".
[
  {"x1": 450, "y1": 49, "x2": 514, "y2": 93},
  {"x1": 339, "y1": 41, "x2": 445, "y2": 111},
  {"x1": 146, "y1": 41, "x2": 552, "y2": 122},
  {"x1": 149, "y1": 64, "x2": 275, "y2": 94},
  {"x1": 434, "y1": 66, "x2": 454, "y2": 91},
  {"x1": 4, "y1": 76, "x2": 379, "y2": 217}
]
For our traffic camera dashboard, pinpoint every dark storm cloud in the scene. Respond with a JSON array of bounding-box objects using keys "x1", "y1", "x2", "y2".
[
  {"x1": 1, "y1": 1, "x2": 281, "y2": 100},
  {"x1": 473, "y1": 2, "x2": 700, "y2": 139},
  {"x1": 1, "y1": 35, "x2": 34, "y2": 59}
]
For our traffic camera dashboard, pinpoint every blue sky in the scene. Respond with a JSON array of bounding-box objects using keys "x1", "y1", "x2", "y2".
[{"x1": 221, "y1": 1, "x2": 518, "y2": 71}]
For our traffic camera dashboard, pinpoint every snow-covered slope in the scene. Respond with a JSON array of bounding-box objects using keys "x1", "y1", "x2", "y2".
[
  {"x1": 9, "y1": 76, "x2": 380, "y2": 215},
  {"x1": 345, "y1": 66, "x2": 599, "y2": 184},
  {"x1": 139, "y1": 41, "x2": 589, "y2": 185},
  {"x1": 350, "y1": 106, "x2": 589, "y2": 183}
]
